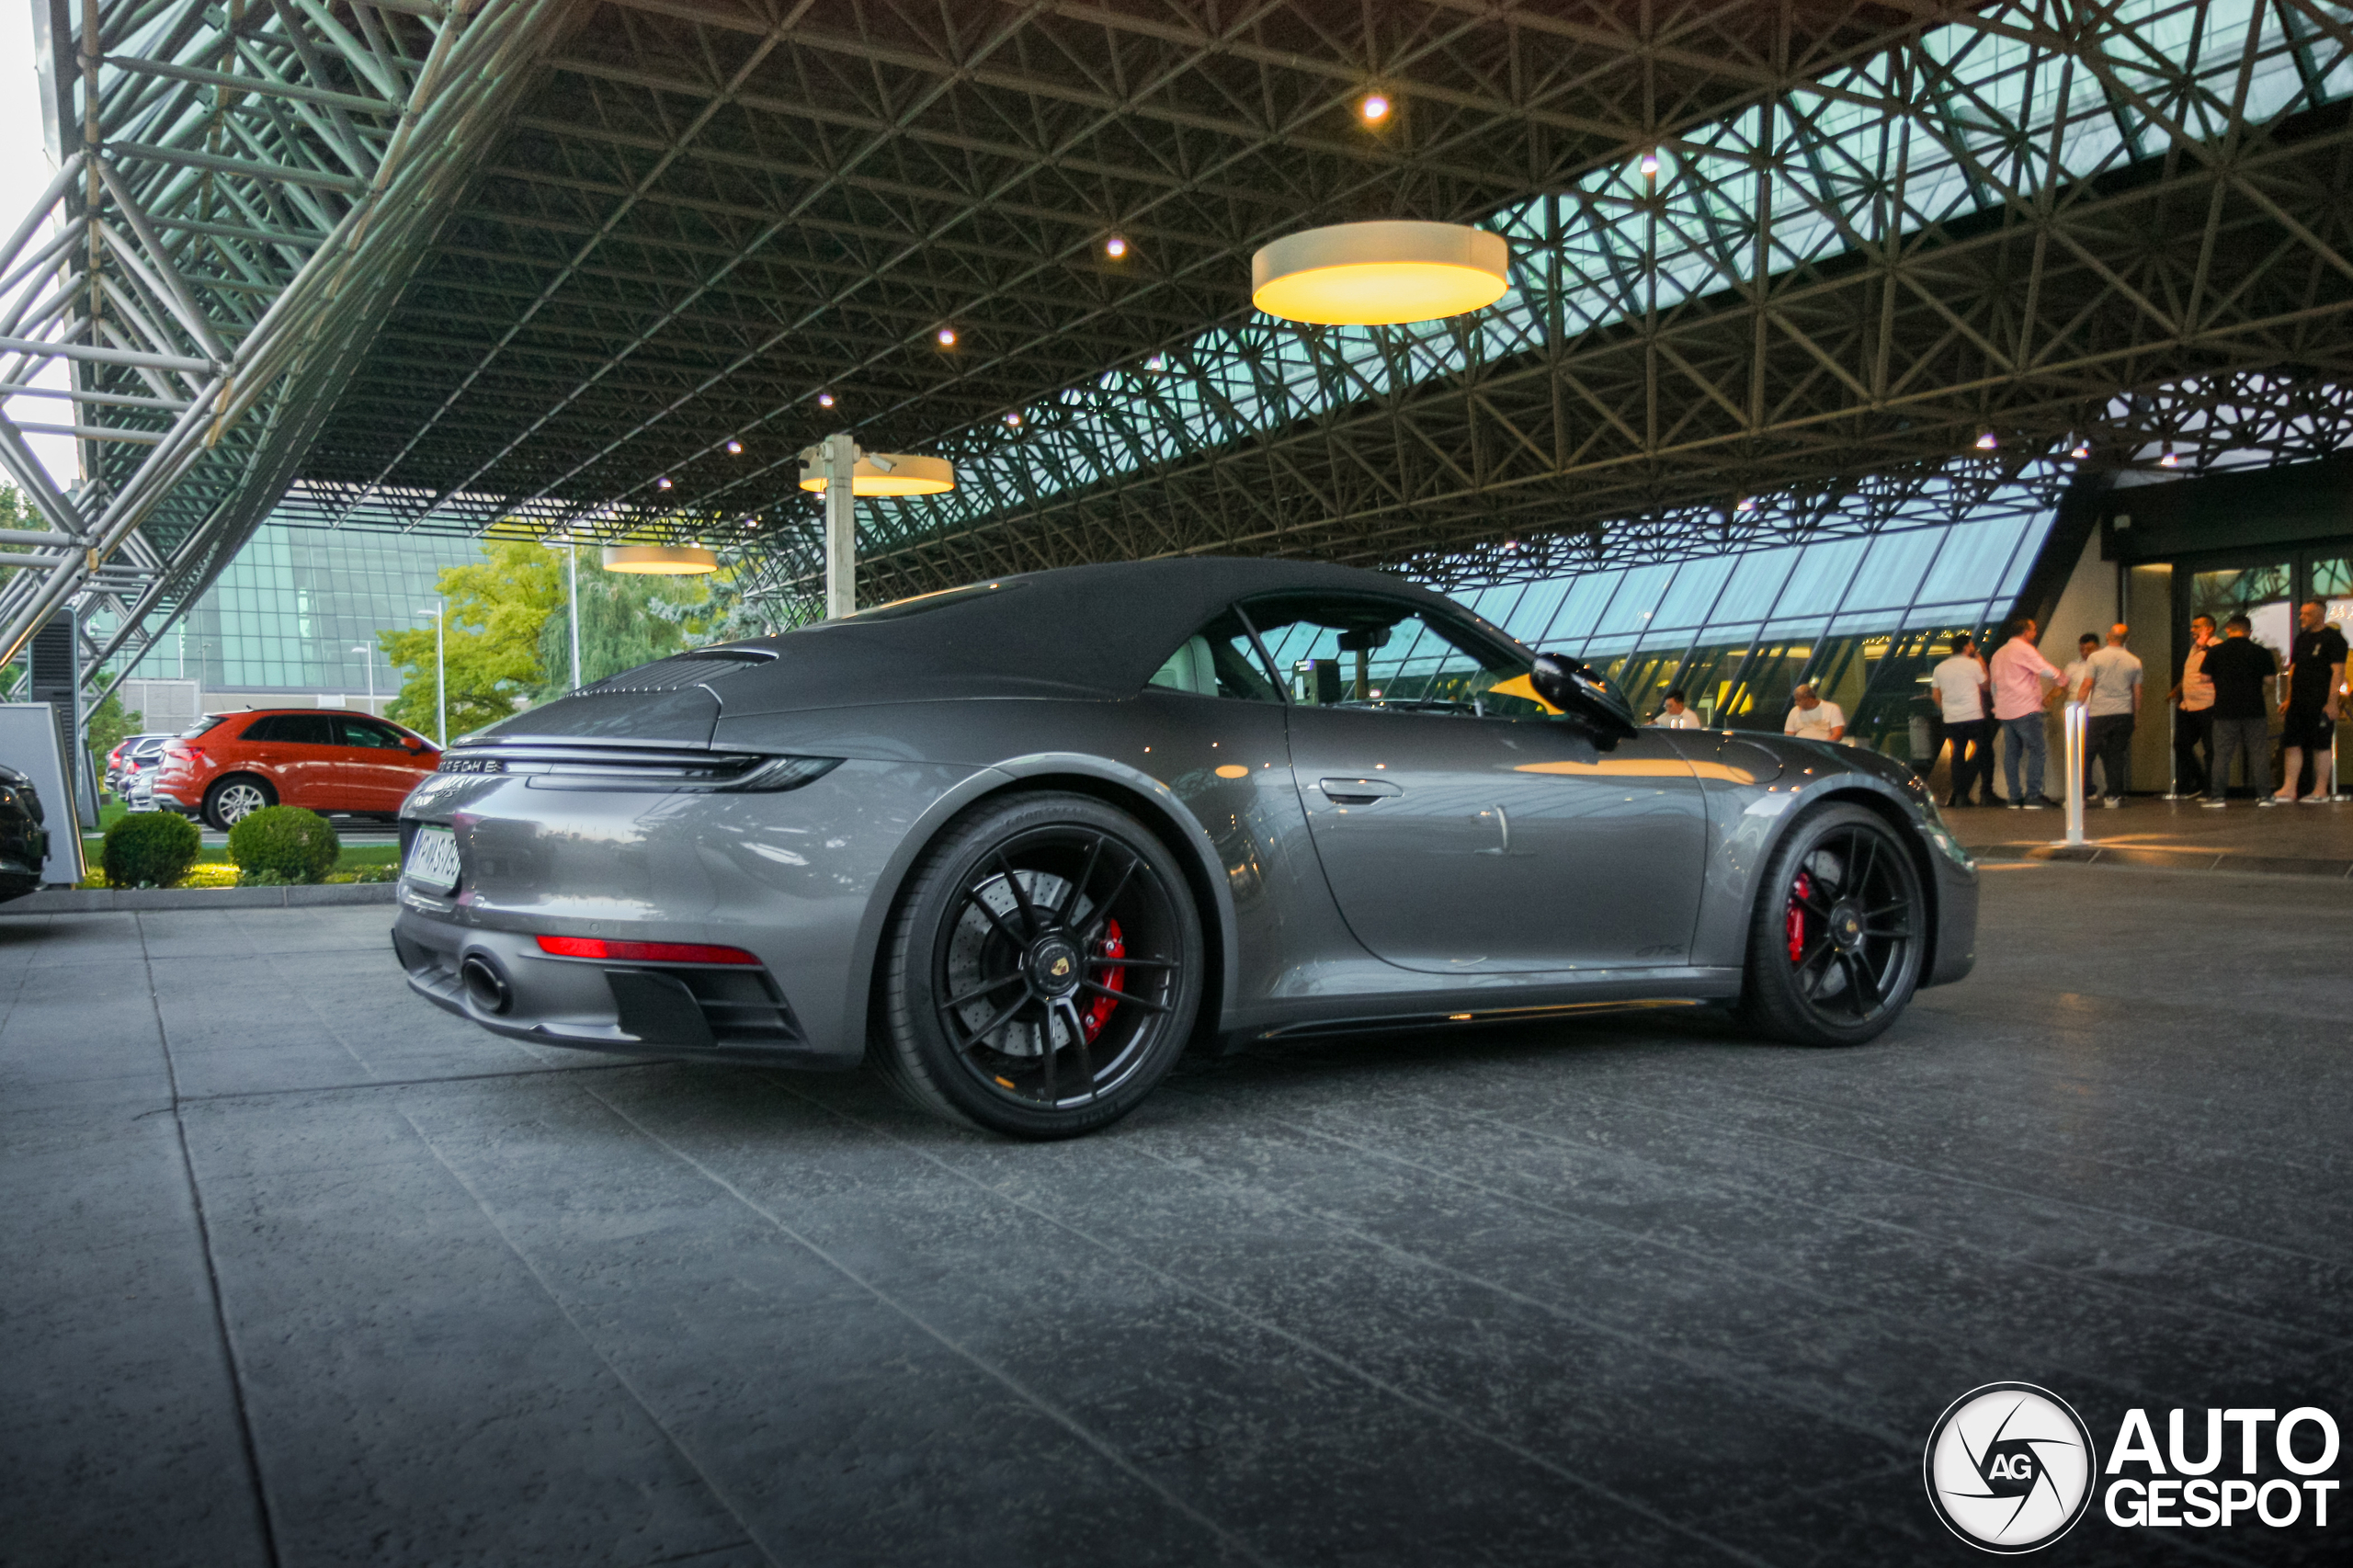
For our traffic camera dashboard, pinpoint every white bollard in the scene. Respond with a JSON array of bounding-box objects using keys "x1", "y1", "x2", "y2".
[{"x1": 2063, "y1": 700, "x2": 2087, "y2": 846}]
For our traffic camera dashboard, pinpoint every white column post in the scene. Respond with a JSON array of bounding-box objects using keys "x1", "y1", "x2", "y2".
[
  {"x1": 567, "y1": 540, "x2": 582, "y2": 689},
  {"x1": 823, "y1": 432, "x2": 858, "y2": 619},
  {"x1": 2063, "y1": 700, "x2": 2086, "y2": 846},
  {"x1": 435, "y1": 600, "x2": 447, "y2": 747}
]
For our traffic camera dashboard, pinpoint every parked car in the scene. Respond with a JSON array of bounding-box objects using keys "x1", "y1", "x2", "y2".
[
  {"x1": 105, "y1": 733, "x2": 170, "y2": 798},
  {"x1": 153, "y1": 710, "x2": 441, "y2": 828},
  {"x1": 0, "y1": 762, "x2": 48, "y2": 903},
  {"x1": 392, "y1": 558, "x2": 1980, "y2": 1140}
]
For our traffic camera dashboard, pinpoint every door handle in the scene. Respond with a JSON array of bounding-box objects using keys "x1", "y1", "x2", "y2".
[{"x1": 1317, "y1": 777, "x2": 1402, "y2": 804}]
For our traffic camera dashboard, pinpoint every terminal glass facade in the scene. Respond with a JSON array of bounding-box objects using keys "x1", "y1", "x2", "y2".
[
  {"x1": 156, "y1": 524, "x2": 485, "y2": 694},
  {"x1": 1445, "y1": 502, "x2": 2053, "y2": 757}
]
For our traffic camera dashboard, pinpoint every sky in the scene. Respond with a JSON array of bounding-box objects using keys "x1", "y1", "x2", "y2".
[{"x1": 1, "y1": 6, "x2": 97, "y2": 494}]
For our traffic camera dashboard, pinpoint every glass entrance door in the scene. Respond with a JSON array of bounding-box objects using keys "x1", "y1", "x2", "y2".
[{"x1": 2188, "y1": 562, "x2": 2294, "y2": 665}]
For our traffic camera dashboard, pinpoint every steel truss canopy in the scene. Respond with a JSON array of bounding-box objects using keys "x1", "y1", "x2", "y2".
[{"x1": 13, "y1": 0, "x2": 2353, "y2": 674}]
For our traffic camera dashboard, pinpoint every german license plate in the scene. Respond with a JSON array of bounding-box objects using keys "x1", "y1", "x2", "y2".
[{"x1": 403, "y1": 824, "x2": 461, "y2": 893}]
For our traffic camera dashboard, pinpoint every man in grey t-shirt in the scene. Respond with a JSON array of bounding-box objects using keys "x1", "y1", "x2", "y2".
[{"x1": 2076, "y1": 622, "x2": 2143, "y2": 806}]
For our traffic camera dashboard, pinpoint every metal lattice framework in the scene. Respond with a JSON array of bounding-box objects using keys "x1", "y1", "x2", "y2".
[
  {"x1": 0, "y1": 0, "x2": 566, "y2": 683},
  {"x1": 17, "y1": 0, "x2": 2353, "y2": 674}
]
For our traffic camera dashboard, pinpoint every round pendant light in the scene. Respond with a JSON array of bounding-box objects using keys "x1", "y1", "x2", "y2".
[
  {"x1": 1251, "y1": 221, "x2": 1509, "y2": 325},
  {"x1": 797, "y1": 451, "x2": 956, "y2": 496},
  {"x1": 601, "y1": 543, "x2": 718, "y2": 574}
]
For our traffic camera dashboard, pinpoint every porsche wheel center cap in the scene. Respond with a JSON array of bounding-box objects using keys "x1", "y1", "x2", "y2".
[
  {"x1": 1830, "y1": 900, "x2": 1865, "y2": 951},
  {"x1": 1029, "y1": 937, "x2": 1082, "y2": 998}
]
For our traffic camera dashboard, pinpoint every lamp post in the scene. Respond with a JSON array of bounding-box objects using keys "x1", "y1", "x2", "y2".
[
  {"x1": 567, "y1": 539, "x2": 581, "y2": 690},
  {"x1": 796, "y1": 438, "x2": 957, "y2": 619},
  {"x1": 416, "y1": 604, "x2": 445, "y2": 745},
  {"x1": 349, "y1": 645, "x2": 375, "y2": 710}
]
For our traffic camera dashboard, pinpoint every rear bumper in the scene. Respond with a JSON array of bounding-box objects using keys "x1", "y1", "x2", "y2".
[{"x1": 392, "y1": 903, "x2": 858, "y2": 1069}]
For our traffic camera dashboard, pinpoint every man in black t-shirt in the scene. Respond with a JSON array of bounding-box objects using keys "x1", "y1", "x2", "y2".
[
  {"x1": 2200, "y1": 615, "x2": 2279, "y2": 807},
  {"x1": 2279, "y1": 597, "x2": 2348, "y2": 802}
]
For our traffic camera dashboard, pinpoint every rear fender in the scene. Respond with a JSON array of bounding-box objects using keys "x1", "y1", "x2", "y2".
[{"x1": 840, "y1": 753, "x2": 1241, "y2": 1054}]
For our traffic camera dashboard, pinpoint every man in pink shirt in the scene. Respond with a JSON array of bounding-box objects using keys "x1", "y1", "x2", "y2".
[{"x1": 1988, "y1": 617, "x2": 2065, "y2": 808}]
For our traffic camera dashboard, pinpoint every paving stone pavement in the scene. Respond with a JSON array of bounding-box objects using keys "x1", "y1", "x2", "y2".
[{"x1": 1, "y1": 868, "x2": 2345, "y2": 1567}]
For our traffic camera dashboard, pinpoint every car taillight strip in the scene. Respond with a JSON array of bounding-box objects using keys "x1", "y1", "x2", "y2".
[{"x1": 535, "y1": 935, "x2": 761, "y2": 965}]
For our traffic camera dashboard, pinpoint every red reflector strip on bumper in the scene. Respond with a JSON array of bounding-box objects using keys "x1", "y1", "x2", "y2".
[{"x1": 535, "y1": 935, "x2": 760, "y2": 965}]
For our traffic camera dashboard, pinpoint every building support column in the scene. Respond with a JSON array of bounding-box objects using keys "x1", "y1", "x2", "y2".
[{"x1": 822, "y1": 432, "x2": 858, "y2": 619}]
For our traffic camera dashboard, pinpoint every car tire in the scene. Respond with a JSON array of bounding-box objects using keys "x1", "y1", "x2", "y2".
[
  {"x1": 204, "y1": 775, "x2": 276, "y2": 831},
  {"x1": 874, "y1": 790, "x2": 1203, "y2": 1139},
  {"x1": 1736, "y1": 802, "x2": 1927, "y2": 1048}
]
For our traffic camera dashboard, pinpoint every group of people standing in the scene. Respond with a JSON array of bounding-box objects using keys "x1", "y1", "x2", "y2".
[
  {"x1": 1926, "y1": 601, "x2": 2346, "y2": 807},
  {"x1": 2168, "y1": 599, "x2": 2347, "y2": 804}
]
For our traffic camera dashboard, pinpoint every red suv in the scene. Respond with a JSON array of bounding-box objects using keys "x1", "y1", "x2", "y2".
[{"x1": 153, "y1": 710, "x2": 443, "y2": 828}]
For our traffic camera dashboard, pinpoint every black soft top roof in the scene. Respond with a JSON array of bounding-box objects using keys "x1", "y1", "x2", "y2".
[{"x1": 483, "y1": 557, "x2": 1499, "y2": 743}]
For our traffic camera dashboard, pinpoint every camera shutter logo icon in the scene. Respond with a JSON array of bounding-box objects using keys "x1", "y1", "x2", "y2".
[{"x1": 1924, "y1": 1383, "x2": 2097, "y2": 1552}]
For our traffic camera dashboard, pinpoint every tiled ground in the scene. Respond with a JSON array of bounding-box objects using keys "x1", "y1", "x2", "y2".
[{"x1": 2, "y1": 867, "x2": 2345, "y2": 1567}]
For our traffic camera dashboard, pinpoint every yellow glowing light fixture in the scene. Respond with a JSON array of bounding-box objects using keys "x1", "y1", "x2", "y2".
[
  {"x1": 1251, "y1": 220, "x2": 1508, "y2": 325},
  {"x1": 797, "y1": 451, "x2": 956, "y2": 497},
  {"x1": 602, "y1": 543, "x2": 718, "y2": 574}
]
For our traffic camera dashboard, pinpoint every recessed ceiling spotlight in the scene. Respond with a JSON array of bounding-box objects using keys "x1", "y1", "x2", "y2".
[
  {"x1": 817, "y1": 391, "x2": 836, "y2": 408},
  {"x1": 2159, "y1": 449, "x2": 2180, "y2": 468},
  {"x1": 655, "y1": 475, "x2": 673, "y2": 490},
  {"x1": 725, "y1": 438, "x2": 743, "y2": 455},
  {"x1": 1734, "y1": 495, "x2": 1756, "y2": 514},
  {"x1": 935, "y1": 325, "x2": 958, "y2": 348},
  {"x1": 1104, "y1": 235, "x2": 1129, "y2": 260},
  {"x1": 2071, "y1": 442, "x2": 2091, "y2": 460},
  {"x1": 1640, "y1": 153, "x2": 1660, "y2": 177},
  {"x1": 1974, "y1": 431, "x2": 1998, "y2": 450},
  {"x1": 1358, "y1": 92, "x2": 1391, "y2": 124},
  {"x1": 1004, "y1": 412, "x2": 1023, "y2": 427},
  {"x1": 1145, "y1": 353, "x2": 1165, "y2": 372}
]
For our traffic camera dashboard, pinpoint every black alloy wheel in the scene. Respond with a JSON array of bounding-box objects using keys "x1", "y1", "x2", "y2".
[
  {"x1": 1737, "y1": 802, "x2": 1927, "y2": 1048},
  {"x1": 876, "y1": 791, "x2": 1202, "y2": 1138}
]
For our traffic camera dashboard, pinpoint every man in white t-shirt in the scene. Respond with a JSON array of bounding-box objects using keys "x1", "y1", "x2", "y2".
[
  {"x1": 1651, "y1": 687, "x2": 1706, "y2": 729},
  {"x1": 1928, "y1": 633, "x2": 1993, "y2": 805},
  {"x1": 1784, "y1": 683, "x2": 1845, "y2": 744},
  {"x1": 2060, "y1": 632, "x2": 2099, "y2": 709},
  {"x1": 2077, "y1": 622, "x2": 2143, "y2": 806}
]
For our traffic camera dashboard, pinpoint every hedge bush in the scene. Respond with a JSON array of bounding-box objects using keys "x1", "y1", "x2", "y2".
[
  {"x1": 226, "y1": 805, "x2": 339, "y2": 885},
  {"x1": 102, "y1": 812, "x2": 200, "y2": 889}
]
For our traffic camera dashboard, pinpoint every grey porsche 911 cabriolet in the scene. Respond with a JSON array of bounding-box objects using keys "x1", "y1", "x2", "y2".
[{"x1": 392, "y1": 557, "x2": 1976, "y2": 1138}]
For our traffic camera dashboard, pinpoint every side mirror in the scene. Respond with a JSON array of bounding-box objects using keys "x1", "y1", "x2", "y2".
[{"x1": 1529, "y1": 653, "x2": 1641, "y2": 748}]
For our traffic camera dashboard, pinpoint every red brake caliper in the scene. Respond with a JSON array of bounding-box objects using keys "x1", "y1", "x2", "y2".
[
  {"x1": 1785, "y1": 871, "x2": 1813, "y2": 964},
  {"x1": 1082, "y1": 919, "x2": 1125, "y2": 1042}
]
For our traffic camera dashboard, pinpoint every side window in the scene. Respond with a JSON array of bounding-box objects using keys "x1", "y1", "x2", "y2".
[
  {"x1": 239, "y1": 715, "x2": 287, "y2": 742},
  {"x1": 282, "y1": 714, "x2": 337, "y2": 745},
  {"x1": 337, "y1": 717, "x2": 404, "y2": 749},
  {"x1": 1146, "y1": 608, "x2": 1283, "y2": 702},
  {"x1": 1239, "y1": 594, "x2": 1557, "y2": 720}
]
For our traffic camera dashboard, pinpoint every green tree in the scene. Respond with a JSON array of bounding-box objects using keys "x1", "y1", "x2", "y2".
[
  {"x1": 380, "y1": 540, "x2": 563, "y2": 741},
  {"x1": 0, "y1": 483, "x2": 29, "y2": 692},
  {"x1": 533, "y1": 548, "x2": 734, "y2": 698},
  {"x1": 87, "y1": 691, "x2": 144, "y2": 766}
]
